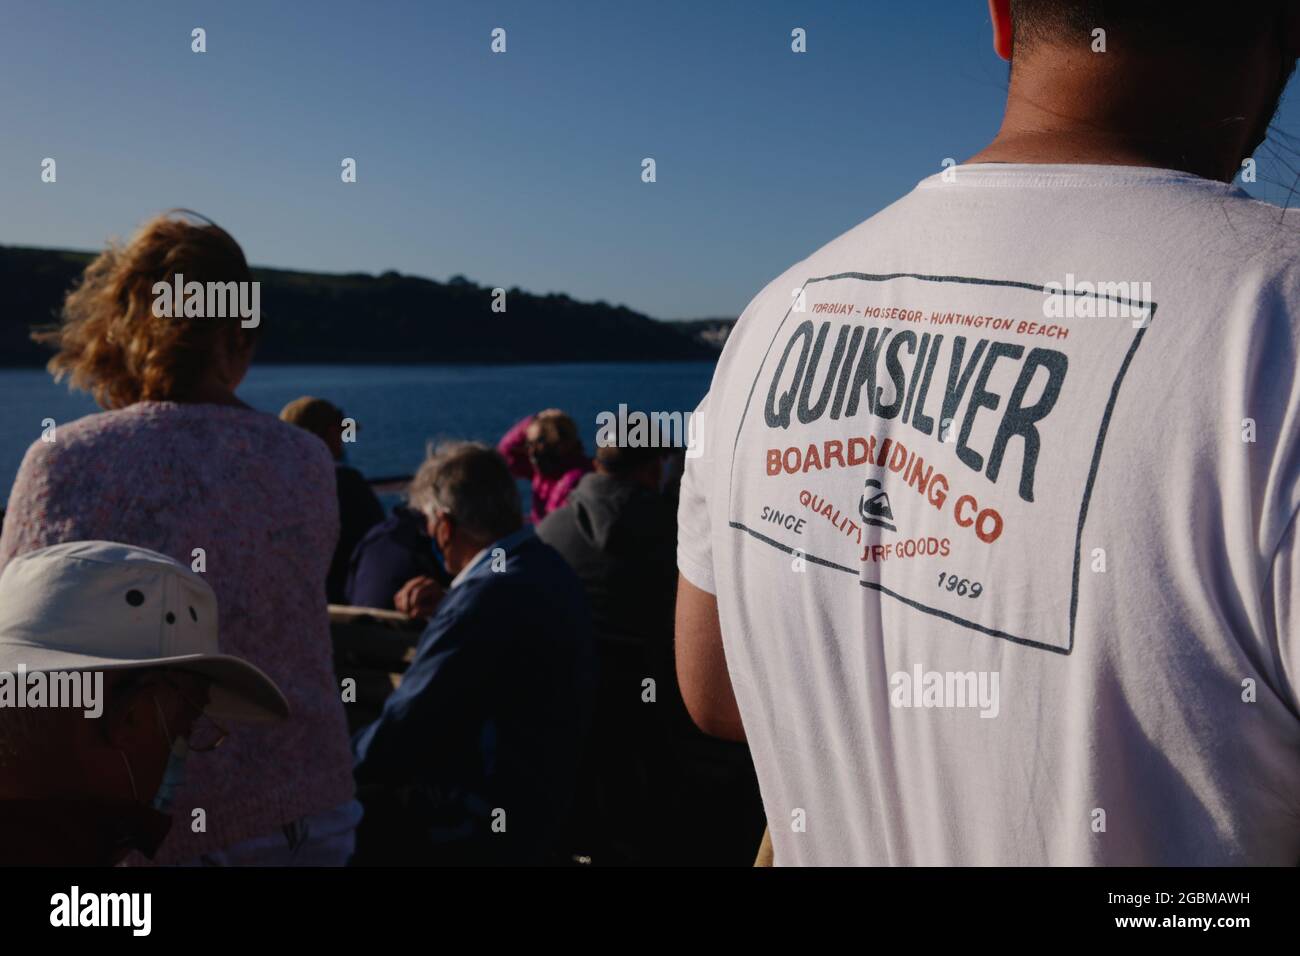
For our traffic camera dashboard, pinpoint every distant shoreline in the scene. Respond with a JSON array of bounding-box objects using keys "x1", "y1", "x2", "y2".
[
  {"x1": 0, "y1": 355, "x2": 722, "y2": 370},
  {"x1": 0, "y1": 244, "x2": 735, "y2": 367}
]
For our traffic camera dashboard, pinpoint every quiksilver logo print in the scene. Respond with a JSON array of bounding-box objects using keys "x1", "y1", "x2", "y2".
[{"x1": 728, "y1": 271, "x2": 1154, "y2": 654}]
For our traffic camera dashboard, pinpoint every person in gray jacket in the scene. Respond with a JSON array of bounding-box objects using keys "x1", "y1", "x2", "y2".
[{"x1": 537, "y1": 444, "x2": 763, "y2": 865}]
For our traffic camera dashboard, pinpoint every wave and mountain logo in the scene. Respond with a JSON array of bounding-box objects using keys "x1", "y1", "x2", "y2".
[{"x1": 859, "y1": 478, "x2": 896, "y2": 532}]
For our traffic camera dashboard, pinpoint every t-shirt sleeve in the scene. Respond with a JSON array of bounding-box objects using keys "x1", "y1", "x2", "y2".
[
  {"x1": 676, "y1": 390, "x2": 716, "y2": 595},
  {"x1": 1268, "y1": 510, "x2": 1300, "y2": 712}
]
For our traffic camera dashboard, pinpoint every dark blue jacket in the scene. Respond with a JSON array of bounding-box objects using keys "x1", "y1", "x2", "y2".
[
  {"x1": 352, "y1": 527, "x2": 595, "y2": 864},
  {"x1": 345, "y1": 506, "x2": 448, "y2": 610},
  {"x1": 328, "y1": 465, "x2": 385, "y2": 604}
]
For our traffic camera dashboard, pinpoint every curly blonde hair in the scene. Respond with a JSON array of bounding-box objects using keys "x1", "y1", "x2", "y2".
[{"x1": 35, "y1": 210, "x2": 259, "y2": 409}]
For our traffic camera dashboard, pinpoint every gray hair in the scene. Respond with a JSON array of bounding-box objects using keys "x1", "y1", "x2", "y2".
[{"x1": 408, "y1": 441, "x2": 523, "y2": 543}]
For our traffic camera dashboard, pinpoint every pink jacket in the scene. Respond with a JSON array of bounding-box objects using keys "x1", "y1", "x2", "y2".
[{"x1": 498, "y1": 415, "x2": 592, "y2": 523}]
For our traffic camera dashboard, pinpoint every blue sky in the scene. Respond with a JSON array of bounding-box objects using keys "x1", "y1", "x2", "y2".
[{"x1": 3, "y1": 0, "x2": 1300, "y2": 320}]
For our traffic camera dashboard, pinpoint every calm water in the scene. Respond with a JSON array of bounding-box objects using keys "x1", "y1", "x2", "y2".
[{"x1": 0, "y1": 362, "x2": 717, "y2": 504}]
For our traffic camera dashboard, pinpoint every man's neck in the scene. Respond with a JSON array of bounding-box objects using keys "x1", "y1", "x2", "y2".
[
  {"x1": 967, "y1": 46, "x2": 1274, "y2": 183},
  {"x1": 446, "y1": 537, "x2": 493, "y2": 580}
]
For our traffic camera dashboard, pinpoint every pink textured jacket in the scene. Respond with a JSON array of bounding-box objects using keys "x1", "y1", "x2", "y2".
[
  {"x1": 498, "y1": 415, "x2": 592, "y2": 523},
  {"x1": 0, "y1": 401, "x2": 355, "y2": 862}
]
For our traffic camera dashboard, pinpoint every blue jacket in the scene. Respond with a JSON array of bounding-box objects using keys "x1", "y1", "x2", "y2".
[
  {"x1": 352, "y1": 527, "x2": 595, "y2": 863},
  {"x1": 345, "y1": 506, "x2": 448, "y2": 610}
]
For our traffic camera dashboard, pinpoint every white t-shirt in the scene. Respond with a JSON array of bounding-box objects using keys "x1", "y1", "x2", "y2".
[{"x1": 678, "y1": 164, "x2": 1300, "y2": 865}]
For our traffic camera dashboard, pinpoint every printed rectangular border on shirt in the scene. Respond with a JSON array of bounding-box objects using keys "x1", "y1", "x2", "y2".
[{"x1": 726, "y1": 270, "x2": 1158, "y2": 656}]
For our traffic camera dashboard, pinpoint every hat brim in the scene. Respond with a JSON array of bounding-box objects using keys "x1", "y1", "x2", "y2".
[{"x1": 0, "y1": 643, "x2": 290, "y2": 722}]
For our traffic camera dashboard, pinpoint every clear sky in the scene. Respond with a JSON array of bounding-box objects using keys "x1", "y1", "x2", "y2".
[{"x1": 3, "y1": 0, "x2": 1300, "y2": 321}]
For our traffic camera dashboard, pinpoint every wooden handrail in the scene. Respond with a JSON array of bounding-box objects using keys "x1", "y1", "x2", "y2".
[{"x1": 328, "y1": 603, "x2": 421, "y2": 627}]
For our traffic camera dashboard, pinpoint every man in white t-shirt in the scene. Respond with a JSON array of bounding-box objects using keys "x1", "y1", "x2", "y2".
[{"x1": 675, "y1": 0, "x2": 1300, "y2": 865}]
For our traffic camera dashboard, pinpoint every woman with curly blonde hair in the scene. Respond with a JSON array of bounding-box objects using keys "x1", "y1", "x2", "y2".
[
  {"x1": 0, "y1": 211, "x2": 360, "y2": 865},
  {"x1": 39, "y1": 210, "x2": 260, "y2": 408}
]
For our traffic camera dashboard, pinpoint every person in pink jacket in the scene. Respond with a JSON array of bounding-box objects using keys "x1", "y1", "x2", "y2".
[{"x1": 498, "y1": 409, "x2": 592, "y2": 523}]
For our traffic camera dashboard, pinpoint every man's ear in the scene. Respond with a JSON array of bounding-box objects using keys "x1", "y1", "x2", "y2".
[
  {"x1": 434, "y1": 512, "x2": 454, "y2": 552},
  {"x1": 989, "y1": 0, "x2": 1013, "y2": 61}
]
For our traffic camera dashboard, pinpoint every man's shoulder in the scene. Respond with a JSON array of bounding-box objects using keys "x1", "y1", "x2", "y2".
[
  {"x1": 720, "y1": 199, "x2": 912, "y2": 351},
  {"x1": 426, "y1": 537, "x2": 588, "y2": 641},
  {"x1": 511, "y1": 533, "x2": 584, "y2": 585},
  {"x1": 451, "y1": 533, "x2": 571, "y2": 586},
  {"x1": 534, "y1": 501, "x2": 575, "y2": 539},
  {"x1": 476, "y1": 535, "x2": 588, "y2": 608}
]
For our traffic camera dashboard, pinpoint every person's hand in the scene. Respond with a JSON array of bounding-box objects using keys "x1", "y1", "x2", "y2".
[{"x1": 393, "y1": 575, "x2": 445, "y2": 619}]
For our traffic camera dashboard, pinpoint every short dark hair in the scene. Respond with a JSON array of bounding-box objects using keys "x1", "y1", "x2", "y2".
[
  {"x1": 594, "y1": 443, "x2": 664, "y2": 475},
  {"x1": 1010, "y1": 0, "x2": 1281, "y2": 54}
]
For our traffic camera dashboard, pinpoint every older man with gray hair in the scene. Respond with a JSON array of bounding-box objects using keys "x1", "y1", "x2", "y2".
[{"x1": 352, "y1": 441, "x2": 595, "y2": 865}]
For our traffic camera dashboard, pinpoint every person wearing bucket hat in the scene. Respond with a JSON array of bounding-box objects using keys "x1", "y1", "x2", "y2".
[
  {"x1": 0, "y1": 541, "x2": 289, "y2": 865},
  {"x1": 0, "y1": 211, "x2": 357, "y2": 866}
]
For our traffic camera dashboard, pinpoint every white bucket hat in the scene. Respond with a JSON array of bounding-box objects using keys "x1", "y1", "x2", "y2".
[{"x1": 0, "y1": 541, "x2": 290, "y2": 721}]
